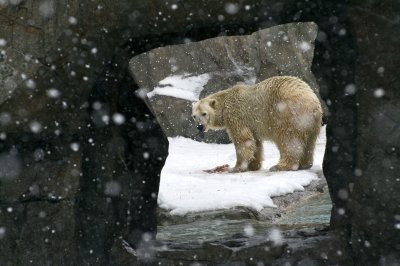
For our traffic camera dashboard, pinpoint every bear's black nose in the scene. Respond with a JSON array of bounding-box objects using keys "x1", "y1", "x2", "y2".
[{"x1": 197, "y1": 124, "x2": 204, "y2": 132}]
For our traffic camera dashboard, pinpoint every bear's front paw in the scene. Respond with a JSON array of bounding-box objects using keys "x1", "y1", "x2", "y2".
[
  {"x1": 228, "y1": 167, "x2": 239, "y2": 173},
  {"x1": 248, "y1": 160, "x2": 262, "y2": 171},
  {"x1": 269, "y1": 165, "x2": 282, "y2": 172},
  {"x1": 269, "y1": 163, "x2": 299, "y2": 172},
  {"x1": 229, "y1": 166, "x2": 247, "y2": 173},
  {"x1": 229, "y1": 161, "x2": 250, "y2": 173}
]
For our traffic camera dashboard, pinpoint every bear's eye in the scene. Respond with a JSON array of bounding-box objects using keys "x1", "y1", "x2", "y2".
[
  {"x1": 192, "y1": 115, "x2": 196, "y2": 119},
  {"x1": 202, "y1": 113, "x2": 207, "y2": 116}
]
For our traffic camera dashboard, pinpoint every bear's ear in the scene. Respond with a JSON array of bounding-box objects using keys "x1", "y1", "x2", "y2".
[{"x1": 209, "y1": 99, "x2": 216, "y2": 109}]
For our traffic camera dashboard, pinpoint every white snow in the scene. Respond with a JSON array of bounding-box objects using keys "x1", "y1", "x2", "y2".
[
  {"x1": 68, "y1": 16, "x2": 78, "y2": 25},
  {"x1": 146, "y1": 65, "x2": 256, "y2": 102},
  {"x1": 70, "y1": 142, "x2": 80, "y2": 152},
  {"x1": 147, "y1": 73, "x2": 211, "y2": 101},
  {"x1": 374, "y1": 88, "x2": 385, "y2": 98},
  {"x1": 224, "y1": 3, "x2": 240, "y2": 15},
  {"x1": 29, "y1": 121, "x2": 42, "y2": 133},
  {"x1": 112, "y1": 113, "x2": 125, "y2": 125},
  {"x1": 46, "y1": 88, "x2": 61, "y2": 98},
  {"x1": 158, "y1": 126, "x2": 326, "y2": 215}
]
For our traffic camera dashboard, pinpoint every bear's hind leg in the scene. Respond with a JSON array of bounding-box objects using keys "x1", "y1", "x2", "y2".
[
  {"x1": 270, "y1": 137, "x2": 303, "y2": 171},
  {"x1": 248, "y1": 140, "x2": 263, "y2": 171},
  {"x1": 299, "y1": 127, "x2": 319, "y2": 169}
]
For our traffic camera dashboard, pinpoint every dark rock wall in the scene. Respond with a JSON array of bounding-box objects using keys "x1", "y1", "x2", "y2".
[
  {"x1": 297, "y1": 0, "x2": 400, "y2": 263},
  {"x1": 1, "y1": 0, "x2": 399, "y2": 265},
  {"x1": 0, "y1": 1, "x2": 169, "y2": 265},
  {"x1": 350, "y1": 0, "x2": 400, "y2": 263},
  {"x1": 306, "y1": 0, "x2": 357, "y2": 251},
  {"x1": 129, "y1": 22, "x2": 324, "y2": 143},
  {"x1": 292, "y1": 0, "x2": 400, "y2": 263}
]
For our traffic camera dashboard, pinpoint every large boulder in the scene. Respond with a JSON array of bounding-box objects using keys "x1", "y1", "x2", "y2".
[
  {"x1": 129, "y1": 22, "x2": 328, "y2": 143},
  {"x1": 1, "y1": 0, "x2": 399, "y2": 264},
  {"x1": 349, "y1": 0, "x2": 400, "y2": 262},
  {"x1": 0, "y1": 1, "x2": 169, "y2": 265}
]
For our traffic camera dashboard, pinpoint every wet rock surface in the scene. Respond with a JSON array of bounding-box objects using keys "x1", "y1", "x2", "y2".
[
  {"x1": 158, "y1": 176, "x2": 328, "y2": 226},
  {"x1": 117, "y1": 226, "x2": 351, "y2": 265},
  {"x1": 1, "y1": 0, "x2": 399, "y2": 265},
  {"x1": 129, "y1": 22, "x2": 327, "y2": 143}
]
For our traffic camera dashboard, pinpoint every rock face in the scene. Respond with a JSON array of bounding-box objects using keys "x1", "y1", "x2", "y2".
[
  {"x1": 0, "y1": 57, "x2": 169, "y2": 266},
  {"x1": 314, "y1": 0, "x2": 400, "y2": 263},
  {"x1": 349, "y1": 0, "x2": 400, "y2": 263},
  {"x1": 158, "y1": 177, "x2": 328, "y2": 226},
  {"x1": 129, "y1": 22, "x2": 327, "y2": 143},
  {"x1": 1, "y1": 0, "x2": 400, "y2": 265},
  {"x1": 0, "y1": 1, "x2": 169, "y2": 265},
  {"x1": 120, "y1": 226, "x2": 351, "y2": 265}
]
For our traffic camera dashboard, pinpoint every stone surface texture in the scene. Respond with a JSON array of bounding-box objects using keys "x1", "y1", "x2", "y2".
[
  {"x1": 349, "y1": 0, "x2": 400, "y2": 263},
  {"x1": 158, "y1": 177, "x2": 327, "y2": 226},
  {"x1": 0, "y1": 1, "x2": 169, "y2": 265},
  {"x1": 129, "y1": 22, "x2": 327, "y2": 143},
  {"x1": 0, "y1": 0, "x2": 399, "y2": 265},
  {"x1": 116, "y1": 226, "x2": 351, "y2": 265}
]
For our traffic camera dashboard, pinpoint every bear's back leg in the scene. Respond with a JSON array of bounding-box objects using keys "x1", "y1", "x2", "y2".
[
  {"x1": 299, "y1": 126, "x2": 320, "y2": 169},
  {"x1": 270, "y1": 134, "x2": 304, "y2": 171}
]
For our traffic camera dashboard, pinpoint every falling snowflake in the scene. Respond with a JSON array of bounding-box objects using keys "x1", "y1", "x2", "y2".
[
  {"x1": 243, "y1": 224, "x2": 255, "y2": 237},
  {"x1": 104, "y1": 181, "x2": 122, "y2": 196},
  {"x1": 68, "y1": 16, "x2": 78, "y2": 25},
  {"x1": 112, "y1": 113, "x2": 125, "y2": 125},
  {"x1": 70, "y1": 142, "x2": 80, "y2": 152},
  {"x1": 0, "y1": 227, "x2": 5, "y2": 239},
  {"x1": 374, "y1": 88, "x2": 385, "y2": 98},
  {"x1": 299, "y1": 41, "x2": 311, "y2": 52},
  {"x1": 344, "y1": 84, "x2": 356, "y2": 95},
  {"x1": 29, "y1": 121, "x2": 42, "y2": 134},
  {"x1": 38, "y1": 1, "x2": 55, "y2": 18},
  {"x1": 268, "y1": 228, "x2": 283, "y2": 246},
  {"x1": 225, "y1": 3, "x2": 240, "y2": 15},
  {"x1": 46, "y1": 88, "x2": 61, "y2": 98},
  {"x1": 25, "y1": 79, "x2": 36, "y2": 89}
]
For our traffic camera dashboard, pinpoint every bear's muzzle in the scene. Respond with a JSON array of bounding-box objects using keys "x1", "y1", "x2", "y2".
[{"x1": 197, "y1": 124, "x2": 205, "y2": 132}]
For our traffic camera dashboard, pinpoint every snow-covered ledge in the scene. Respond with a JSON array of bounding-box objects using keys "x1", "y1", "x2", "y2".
[{"x1": 158, "y1": 126, "x2": 327, "y2": 224}]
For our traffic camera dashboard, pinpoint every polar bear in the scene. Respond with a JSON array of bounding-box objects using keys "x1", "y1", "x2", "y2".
[{"x1": 192, "y1": 76, "x2": 322, "y2": 172}]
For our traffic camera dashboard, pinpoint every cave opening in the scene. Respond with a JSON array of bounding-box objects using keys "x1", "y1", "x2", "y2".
[
  {"x1": 122, "y1": 20, "x2": 337, "y2": 260},
  {"x1": 9, "y1": 1, "x2": 400, "y2": 265}
]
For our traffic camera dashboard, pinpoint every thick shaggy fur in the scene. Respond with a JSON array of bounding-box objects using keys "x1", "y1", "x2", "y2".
[{"x1": 192, "y1": 76, "x2": 322, "y2": 172}]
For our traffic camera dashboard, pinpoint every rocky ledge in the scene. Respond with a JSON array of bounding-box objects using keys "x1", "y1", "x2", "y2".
[
  {"x1": 129, "y1": 22, "x2": 328, "y2": 143},
  {"x1": 114, "y1": 225, "x2": 351, "y2": 265},
  {"x1": 158, "y1": 173, "x2": 328, "y2": 226}
]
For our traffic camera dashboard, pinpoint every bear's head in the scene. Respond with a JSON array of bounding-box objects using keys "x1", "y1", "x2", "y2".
[{"x1": 191, "y1": 98, "x2": 217, "y2": 133}]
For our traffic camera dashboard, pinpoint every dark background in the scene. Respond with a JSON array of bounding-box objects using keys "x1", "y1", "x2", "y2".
[{"x1": 0, "y1": 0, "x2": 399, "y2": 265}]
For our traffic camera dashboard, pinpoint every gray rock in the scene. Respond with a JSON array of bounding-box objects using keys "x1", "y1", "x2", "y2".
[
  {"x1": 0, "y1": 2, "x2": 169, "y2": 265},
  {"x1": 2, "y1": 0, "x2": 399, "y2": 264},
  {"x1": 130, "y1": 226, "x2": 351, "y2": 266},
  {"x1": 129, "y1": 22, "x2": 328, "y2": 143},
  {"x1": 346, "y1": 1, "x2": 400, "y2": 263},
  {"x1": 158, "y1": 175, "x2": 328, "y2": 226},
  {"x1": 0, "y1": 200, "x2": 77, "y2": 266},
  {"x1": 0, "y1": 142, "x2": 80, "y2": 203}
]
